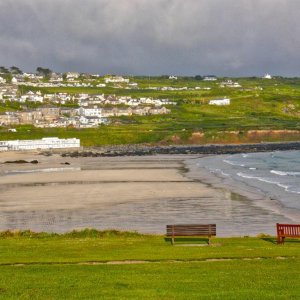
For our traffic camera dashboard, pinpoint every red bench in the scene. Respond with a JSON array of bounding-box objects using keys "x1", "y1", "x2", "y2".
[{"x1": 276, "y1": 223, "x2": 300, "y2": 244}]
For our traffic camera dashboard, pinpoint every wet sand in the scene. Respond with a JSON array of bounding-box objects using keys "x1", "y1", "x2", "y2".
[{"x1": 0, "y1": 152, "x2": 292, "y2": 236}]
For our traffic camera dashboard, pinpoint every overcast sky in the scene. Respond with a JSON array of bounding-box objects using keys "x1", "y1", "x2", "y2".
[{"x1": 1, "y1": 0, "x2": 300, "y2": 76}]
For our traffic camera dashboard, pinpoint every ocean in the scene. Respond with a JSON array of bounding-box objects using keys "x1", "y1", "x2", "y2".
[{"x1": 189, "y1": 150, "x2": 300, "y2": 220}]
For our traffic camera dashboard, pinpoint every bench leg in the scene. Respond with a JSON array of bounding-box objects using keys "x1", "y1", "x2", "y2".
[{"x1": 171, "y1": 237, "x2": 175, "y2": 245}]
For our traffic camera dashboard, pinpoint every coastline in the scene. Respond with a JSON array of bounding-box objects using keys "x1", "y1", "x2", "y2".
[
  {"x1": 61, "y1": 141, "x2": 300, "y2": 157},
  {"x1": 0, "y1": 150, "x2": 296, "y2": 236}
]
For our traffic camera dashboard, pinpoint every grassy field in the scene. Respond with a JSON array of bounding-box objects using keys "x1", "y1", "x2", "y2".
[{"x1": 0, "y1": 230, "x2": 299, "y2": 299}]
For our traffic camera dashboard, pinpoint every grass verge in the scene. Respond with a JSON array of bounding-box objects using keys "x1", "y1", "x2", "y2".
[{"x1": 0, "y1": 229, "x2": 299, "y2": 299}]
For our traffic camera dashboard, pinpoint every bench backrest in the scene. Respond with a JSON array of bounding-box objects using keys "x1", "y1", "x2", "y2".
[
  {"x1": 277, "y1": 223, "x2": 300, "y2": 236},
  {"x1": 166, "y1": 224, "x2": 216, "y2": 237}
]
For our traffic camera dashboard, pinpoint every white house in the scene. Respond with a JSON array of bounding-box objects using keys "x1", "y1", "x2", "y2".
[
  {"x1": 0, "y1": 76, "x2": 6, "y2": 84},
  {"x1": 104, "y1": 76, "x2": 129, "y2": 84},
  {"x1": 79, "y1": 106, "x2": 102, "y2": 117},
  {"x1": 203, "y1": 76, "x2": 217, "y2": 81},
  {"x1": 66, "y1": 72, "x2": 80, "y2": 79},
  {"x1": 209, "y1": 98, "x2": 230, "y2": 106},
  {"x1": 20, "y1": 91, "x2": 44, "y2": 103},
  {"x1": 79, "y1": 116, "x2": 106, "y2": 127},
  {"x1": 169, "y1": 76, "x2": 178, "y2": 80},
  {"x1": 263, "y1": 73, "x2": 272, "y2": 79},
  {"x1": 0, "y1": 137, "x2": 80, "y2": 151},
  {"x1": 11, "y1": 77, "x2": 18, "y2": 84}
]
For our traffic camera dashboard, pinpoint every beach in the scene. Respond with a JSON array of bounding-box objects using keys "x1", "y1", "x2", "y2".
[{"x1": 0, "y1": 151, "x2": 294, "y2": 236}]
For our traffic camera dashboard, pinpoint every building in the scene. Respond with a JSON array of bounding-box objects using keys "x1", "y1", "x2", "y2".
[
  {"x1": 79, "y1": 106, "x2": 102, "y2": 117},
  {"x1": 0, "y1": 112, "x2": 19, "y2": 125},
  {"x1": 104, "y1": 76, "x2": 129, "y2": 84},
  {"x1": 263, "y1": 73, "x2": 272, "y2": 79},
  {"x1": 18, "y1": 110, "x2": 43, "y2": 124},
  {"x1": 0, "y1": 137, "x2": 80, "y2": 151},
  {"x1": 37, "y1": 105, "x2": 61, "y2": 121},
  {"x1": 66, "y1": 72, "x2": 80, "y2": 80},
  {"x1": 11, "y1": 77, "x2": 18, "y2": 84},
  {"x1": 203, "y1": 76, "x2": 217, "y2": 81},
  {"x1": 209, "y1": 98, "x2": 230, "y2": 106}
]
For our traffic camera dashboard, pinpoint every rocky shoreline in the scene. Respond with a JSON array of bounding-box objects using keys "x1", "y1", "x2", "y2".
[{"x1": 58, "y1": 141, "x2": 300, "y2": 157}]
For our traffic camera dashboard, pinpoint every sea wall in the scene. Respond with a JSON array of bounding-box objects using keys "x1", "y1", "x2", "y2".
[{"x1": 59, "y1": 141, "x2": 300, "y2": 157}]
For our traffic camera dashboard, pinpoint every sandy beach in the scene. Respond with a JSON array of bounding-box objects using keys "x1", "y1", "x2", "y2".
[{"x1": 0, "y1": 151, "x2": 292, "y2": 236}]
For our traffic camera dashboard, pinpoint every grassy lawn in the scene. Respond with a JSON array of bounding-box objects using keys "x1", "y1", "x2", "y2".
[{"x1": 0, "y1": 230, "x2": 299, "y2": 299}]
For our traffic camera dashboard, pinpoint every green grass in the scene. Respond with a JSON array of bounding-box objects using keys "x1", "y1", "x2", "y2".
[
  {"x1": 1, "y1": 260, "x2": 299, "y2": 299},
  {"x1": 0, "y1": 230, "x2": 299, "y2": 299}
]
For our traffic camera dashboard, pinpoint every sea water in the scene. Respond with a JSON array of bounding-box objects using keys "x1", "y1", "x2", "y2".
[{"x1": 192, "y1": 150, "x2": 300, "y2": 214}]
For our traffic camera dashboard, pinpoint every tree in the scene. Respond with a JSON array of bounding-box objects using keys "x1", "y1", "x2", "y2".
[
  {"x1": 195, "y1": 75, "x2": 203, "y2": 80},
  {"x1": 0, "y1": 66, "x2": 9, "y2": 74},
  {"x1": 10, "y1": 66, "x2": 22, "y2": 74},
  {"x1": 36, "y1": 67, "x2": 52, "y2": 77}
]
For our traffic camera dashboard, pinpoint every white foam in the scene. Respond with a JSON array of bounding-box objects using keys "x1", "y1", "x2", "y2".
[
  {"x1": 270, "y1": 170, "x2": 300, "y2": 176},
  {"x1": 223, "y1": 159, "x2": 245, "y2": 167},
  {"x1": 208, "y1": 168, "x2": 229, "y2": 177},
  {"x1": 237, "y1": 172, "x2": 300, "y2": 195}
]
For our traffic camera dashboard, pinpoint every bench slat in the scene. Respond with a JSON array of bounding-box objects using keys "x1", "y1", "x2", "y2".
[{"x1": 276, "y1": 223, "x2": 300, "y2": 244}]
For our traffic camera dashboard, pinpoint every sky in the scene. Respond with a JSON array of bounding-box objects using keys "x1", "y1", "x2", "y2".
[{"x1": 0, "y1": 0, "x2": 300, "y2": 76}]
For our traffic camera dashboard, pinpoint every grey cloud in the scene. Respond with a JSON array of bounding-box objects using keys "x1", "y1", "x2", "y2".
[{"x1": 0, "y1": 0, "x2": 300, "y2": 76}]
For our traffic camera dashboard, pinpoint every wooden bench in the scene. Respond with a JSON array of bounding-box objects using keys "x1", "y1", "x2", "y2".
[
  {"x1": 166, "y1": 224, "x2": 216, "y2": 245},
  {"x1": 277, "y1": 223, "x2": 300, "y2": 244}
]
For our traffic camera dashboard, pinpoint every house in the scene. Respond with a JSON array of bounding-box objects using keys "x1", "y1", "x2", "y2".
[
  {"x1": 49, "y1": 73, "x2": 63, "y2": 83},
  {"x1": 209, "y1": 98, "x2": 230, "y2": 106},
  {"x1": 37, "y1": 105, "x2": 60, "y2": 121},
  {"x1": 203, "y1": 76, "x2": 217, "y2": 81},
  {"x1": 0, "y1": 137, "x2": 80, "y2": 151},
  {"x1": 66, "y1": 72, "x2": 80, "y2": 80},
  {"x1": 54, "y1": 116, "x2": 79, "y2": 127},
  {"x1": 79, "y1": 106, "x2": 102, "y2": 117},
  {"x1": 104, "y1": 76, "x2": 129, "y2": 84},
  {"x1": 20, "y1": 91, "x2": 44, "y2": 103},
  {"x1": 0, "y1": 76, "x2": 6, "y2": 84},
  {"x1": 18, "y1": 110, "x2": 43, "y2": 124},
  {"x1": 132, "y1": 107, "x2": 150, "y2": 116},
  {"x1": 149, "y1": 107, "x2": 170, "y2": 114},
  {"x1": 169, "y1": 76, "x2": 178, "y2": 80},
  {"x1": 219, "y1": 80, "x2": 241, "y2": 88},
  {"x1": 79, "y1": 116, "x2": 106, "y2": 127},
  {"x1": 263, "y1": 73, "x2": 272, "y2": 79},
  {"x1": 0, "y1": 112, "x2": 19, "y2": 125},
  {"x1": 11, "y1": 77, "x2": 18, "y2": 84}
]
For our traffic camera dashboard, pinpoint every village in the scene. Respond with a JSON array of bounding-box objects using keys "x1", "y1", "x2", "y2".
[
  {"x1": 0, "y1": 68, "x2": 277, "y2": 131},
  {"x1": 0, "y1": 72, "x2": 178, "y2": 128}
]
